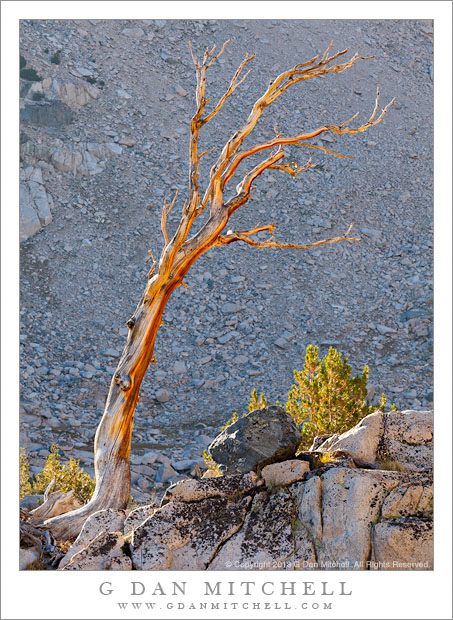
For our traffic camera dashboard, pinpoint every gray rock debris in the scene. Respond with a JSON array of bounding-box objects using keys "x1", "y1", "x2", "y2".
[{"x1": 18, "y1": 18, "x2": 433, "y2": 504}]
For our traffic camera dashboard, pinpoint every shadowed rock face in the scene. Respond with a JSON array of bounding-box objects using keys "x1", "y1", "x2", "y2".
[
  {"x1": 208, "y1": 406, "x2": 302, "y2": 475},
  {"x1": 20, "y1": 101, "x2": 74, "y2": 128},
  {"x1": 161, "y1": 472, "x2": 260, "y2": 505},
  {"x1": 208, "y1": 489, "x2": 316, "y2": 571}
]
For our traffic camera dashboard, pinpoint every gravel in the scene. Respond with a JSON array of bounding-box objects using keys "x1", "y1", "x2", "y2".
[{"x1": 19, "y1": 18, "x2": 433, "y2": 502}]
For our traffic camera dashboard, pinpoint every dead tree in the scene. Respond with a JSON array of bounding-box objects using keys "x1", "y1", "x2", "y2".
[{"x1": 43, "y1": 42, "x2": 394, "y2": 540}]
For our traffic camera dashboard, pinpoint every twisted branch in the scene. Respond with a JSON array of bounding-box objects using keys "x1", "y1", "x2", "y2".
[
  {"x1": 161, "y1": 190, "x2": 178, "y2": 247},
  {"x1": 268, "y1": 157, "x2": 318, "y2": 179},
  {"x1": 216, "y1": 222, "x2": 360, "y2": 250},
  {"x1": 183, "y1": 41, "x2": 393, "y2": 249},
  {"x1": 149, "y1": 43, "x2": 393, "y2": 286}
]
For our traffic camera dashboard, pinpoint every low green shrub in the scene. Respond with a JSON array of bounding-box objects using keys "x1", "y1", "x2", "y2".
[
  {"x1": 244, "y1": 345, "x2": 392, "y2": 451},
  {"x1": 20, "y1": 54, "x2": 27, "y2": 69},
  {"x1": 20, "y1": 67, "x2": 42, "y2": 82},
  {"x1": 31, "y1": 92, "x2": 45, "y2": 101},
  {"x1": 50, "y1": 50, "x2": 61, "y2": 65}
]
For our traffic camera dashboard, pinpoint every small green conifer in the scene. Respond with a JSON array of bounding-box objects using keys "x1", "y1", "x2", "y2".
[{"x1": 286, "y1": 345, "x2": 386, "y2": 448}]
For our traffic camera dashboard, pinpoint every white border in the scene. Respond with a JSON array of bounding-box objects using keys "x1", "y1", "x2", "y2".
[{"x1": 2, "y1": 2, "x2": 451, "y2": 619}]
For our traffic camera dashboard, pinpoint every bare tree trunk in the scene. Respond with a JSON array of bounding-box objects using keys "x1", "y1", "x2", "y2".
[
  {"x1": 40, "y1": 41, "x2": 393, "y2": 541},
  {"x1": 44, "y1": 293, "x2": 174, "y2": 537},
  {"x1": 45, "y1": 208, "x2": 229, "y2": 540}
]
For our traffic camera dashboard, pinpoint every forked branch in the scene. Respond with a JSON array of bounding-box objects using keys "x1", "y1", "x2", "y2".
[
  {"x1": 268, "y1": 157, "x2": 318, "y2": 179},
  {"x1": 184, "y1": 40, "x2": 394, "y2": 220},
  {"x1": 202, "y1": 53, "x2": 255, "y2": 126},
  {"x1": 221, "y1": 87, "x2": 395, "y2": 192}
]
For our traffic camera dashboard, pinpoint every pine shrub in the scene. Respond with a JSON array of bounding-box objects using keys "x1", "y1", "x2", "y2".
[
  {"x1": 50, "y1": 50, "x2": 61, "y2": 65},
  {"x1": 286, "y1": 345, "x2": 387, "y2": 448},
  {"x1": 246, "y1": 345, "x2": 389, "y2": 450}
]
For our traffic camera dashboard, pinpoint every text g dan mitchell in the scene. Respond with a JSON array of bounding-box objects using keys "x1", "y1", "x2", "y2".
[{"x1": 99, "y1": 581, "x2": 351, "y2": 611}]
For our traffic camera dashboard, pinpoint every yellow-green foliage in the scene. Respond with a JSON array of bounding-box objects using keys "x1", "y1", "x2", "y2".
[
  {"x1": 20, "y1": 447, "x2": 33, "y2": 500},
  {"x1": 202, "y1": 450, "x2": 223, "y2": 477},
  {"x1": 220, "y1": 411, "x2": 239, "y2": 431},
  {"x1": 318, "y1": 452, "x2": 337, "y2": 464},
  {"x1": 287, "y1": 345, "x2": 387, "y2": 449},
  {"x1": 249, "y1": 388, "x2": 268, "y2": 412},
  {"x1": 26, "y1": 445, "x2": 95, "y2": 504},
  {"x1": 219, "y1": 389, "x2": 267, "y2": 433},
  {"x1": 216, "y1": 389, "x2": 268, "y2": 437}
]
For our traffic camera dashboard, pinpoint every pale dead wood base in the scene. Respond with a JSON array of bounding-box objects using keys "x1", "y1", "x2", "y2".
[
  {"x1": 29, "y1": 490, "x2": 82, "y2": 525},
  {"x1": 44, "y1": 455, "x2": 131, "y2": 541}
]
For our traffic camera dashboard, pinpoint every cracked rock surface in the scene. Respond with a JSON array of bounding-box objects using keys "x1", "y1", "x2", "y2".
[{"x1": 54, "y1": 409, "x2": 433, "y2": 571}]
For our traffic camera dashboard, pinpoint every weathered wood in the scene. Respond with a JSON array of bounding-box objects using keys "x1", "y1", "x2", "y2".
[
  {"x1": 29, "y1": 490, "x2": 82, "y2": 526},
  {"x1": 43, "y1": 42, "x2": 393, "y2": 541}
]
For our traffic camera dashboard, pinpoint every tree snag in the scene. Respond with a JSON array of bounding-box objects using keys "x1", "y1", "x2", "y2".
[{"x1": 43, "y1": 42, "x2": 394, "y2": 540}]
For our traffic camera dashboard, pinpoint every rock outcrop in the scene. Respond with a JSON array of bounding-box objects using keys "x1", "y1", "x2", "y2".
[
  {"x1": 19, "y1": 70, "x2": 118, "y2": 241},
  {"x1": 61, "y1": 531, "x2": 131, "y2": 570},
  {"x1": 24, "y1": 77, "x2": 100, "y2": 108},
  {"x1": 315, "y1": 409, "x2": 433, "y2": 472},
  {"x1": 132, "y1": 495, "x2": 252, "y2": 570},
  {"x1": 59, "y1": 508, "x2": 128, "y2": 568},
  {"x1": 19, "y1": 134, "x2": 121, "y2": 240},
  {"x1": 20, "y1": 165, "x2": 54, "y2": 241},
  {"x1": 54, "y1": 409, "x2": 433, "y2": 571}
]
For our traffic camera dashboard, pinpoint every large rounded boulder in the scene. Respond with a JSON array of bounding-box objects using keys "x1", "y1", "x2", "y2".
[{"x1": 208, "y1": 406, "x2": 302, "y2": 474}]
